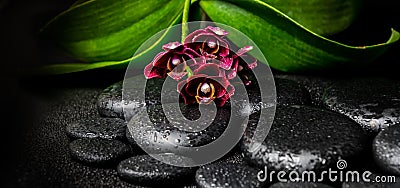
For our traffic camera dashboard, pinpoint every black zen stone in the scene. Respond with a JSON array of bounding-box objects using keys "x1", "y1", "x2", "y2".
[
  {"x1": 98, "y1": 75, "x2": 309, "y2": 120},
  {"x1": 269, "y1": 182, "x2": 334, "y2": 188},
  {"x1": 117, "y1": 155, "x2": 196, "y2": 186},
  {"x1": 228, "y1": 77, "x2": 310, "y2": 115},
  {"x1": 214, "y1": 152, "x2": 245, "y2": 165},
  {"x1": 195, "y1": 162, "x2": 264, "y2": 188},
  {"x1": 16, "y1": 88, "x2": 146, "y2": 187},
  {"x1": 97, "y1": 75, "x2": 178, "y2": 120},
  {"x1": 275, "y1": 74, "x2": 335, "y2": 106},
  {"x1": 125, "y1": 126, "x2": 138, "y2": 147},
  {"x1": 241, "y1": 105, "x2": 367, "y2": 173},
  {"x1": 66, "y1": 117, "x2": 126, "y2": 140},
  {"x1": 275, "y1": 78, "x2": 311, "y2": 107},
  {"x1": 69, "y1": 138, "x2": 131, "y2": 166},
  {"x1": 373, "y1": 125, "x2": 400, "y2": 176},
  {"x1": 323, "y1": 78, "x2": 400, "y2": 132},
  {"x1": 97, "y1": 80, "x2": 124, "y2": 118},
  {"x1": 125, "y1": 127, "x2": 145, "y2": 154},
  {"x1": 127, "y1": 104, "x2": 231, "y2": 154}
]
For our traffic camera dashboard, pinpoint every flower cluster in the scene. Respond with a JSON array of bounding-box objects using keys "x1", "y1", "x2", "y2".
[{"x1": 144, "y1": 26, "x2": 257, "y2": 106}]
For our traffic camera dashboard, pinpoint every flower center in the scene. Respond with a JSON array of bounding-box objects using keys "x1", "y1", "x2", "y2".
[
  {"x1": 195, "y1": 82, "x2": 216, "y2": 104},
  {"x1": 208, "y1": 40, "x2": 217, "y2": 49},
  {"x1": 200, "y1": 83, "x2": 211, "y2": 94},
  {"x1": 201, "y1": 39, "x2": 220, "y2": 55},
  {"x1": 167, "y1": 56, "x2": 185, "y2": 71},
  {"x1": 171, "y1": 58, "x2": 180, "y2": 66}
]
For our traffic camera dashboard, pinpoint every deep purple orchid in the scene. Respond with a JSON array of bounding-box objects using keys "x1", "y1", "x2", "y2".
[
  {"x1": 227, "y1": 46, "x2": 257, "y2": 85},
  {"x1": 201, "y1": 46, "x2": 257, "y2": 85},
  {"x1": 177, "y1": 63, "x2": 234, "y2": 107},
  {"x1": 184, "y1": 26, "x2": 230, "y2": 59},
  {"x1": 144, "y1": 26, "x2": 258, "y2": 106},
  {"x1": 144, "y1": 42, "x2": 203, "y2": 81}
]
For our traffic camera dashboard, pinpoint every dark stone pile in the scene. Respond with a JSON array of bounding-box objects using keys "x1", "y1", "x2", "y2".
[{"x1": 55, "y1": 75, "x2": 400, "y2": 187}]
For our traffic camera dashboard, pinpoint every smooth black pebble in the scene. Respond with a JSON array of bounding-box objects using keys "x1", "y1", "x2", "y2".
[
  {"x1": 195, "y1": 162, "x2": 264, "y2": 188},
  {"x1": 98, "y1": 75, "x2": 309, "y2": 120},
  {"x1": 97, "y1": 75, "x2": 178, "y2": 119},
  {"x1": 117, "y1": 155, "x2": 196, "y2": 186},
  {"x1": 229, "y1": 77, "x2": 310, "y2": 115},
  {"x1": 373, "y1": 124, "x2": 400, "y2": 176},
  {"x1": 69, "y1": 138, "x2": 131, "y2": 166},
  {"x1": 323, "y1": 78, "x2": 400, "y2": 132},
  {"x1": 97, "y1": 80, "x2": 124, "y2": 118},
  {"x1": 125, "y1": 126, "x2": 146, "y2": 154},
  {"x1": 270, "y1": 182, "x2": 334, "y2": 188},
  {"x1": 275, "y1": 74, "x2": 335, "y2": 106},
  {"x1": 66, "y1": 117, "x2": 126, "y2": 140},
  {"x1": 275, "y1": 78, "x2": 311, "y2": 107},
  {"x1": 128, "y1": 104, "x2": 232, "y2": 155},
  {"x1": 241, "y1": 105, "x2": 367, "y2": 173},
  {"x1": 125, "y1": 126, "x2": 138, "y2": 147},
  {"x1": 214, "y1": 152, "x2": 246, "y2": 165}
]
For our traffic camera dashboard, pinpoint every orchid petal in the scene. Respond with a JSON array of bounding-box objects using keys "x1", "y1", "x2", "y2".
[
  {"x1": 152, "y1": 51, "x2": 170, "y2": 68},
  {"x1": 194, "y1": 63, "x2": 221, "y2": 77},
  {"x1": 162, "y1": 41, "x2": 182, "y2": 50},
  {"x1": 219, "y1": 57, "x2": 233, "y2": 70},
  {"x1": 167, "y1": 71, "x2": 187, "y2": 81},
  {"x1": 236, "y1": 46, "x2": 254, "y2": 56},
  {"x1": 205, "y1": 26, "x2": 229, "y2": 36},
  {"x1": 144, "y1": 63, "x2": 167, "y2": 79}
]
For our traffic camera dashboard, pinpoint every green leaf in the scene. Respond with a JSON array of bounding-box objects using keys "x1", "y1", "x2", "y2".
[
  {"x1": 181, "y1": 0, "x2": 192, "y2": 43},
  {"x1": 200, "y1": 0, "x2": 400, "y2": 72},
  {"x1": 259, "y1": 0, "x2": 362, "y2": 36},
  {"x1": 37, "y1": 14, "x2": 181, "y2": 75},
  {"x1": 41, "y1": 0, "x2": 185, "y2": 62}
]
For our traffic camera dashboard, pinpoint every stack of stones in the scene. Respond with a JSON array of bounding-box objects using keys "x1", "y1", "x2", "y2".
[{"x1": 65, "y1": 74, "x2": 400, "y2": 187}]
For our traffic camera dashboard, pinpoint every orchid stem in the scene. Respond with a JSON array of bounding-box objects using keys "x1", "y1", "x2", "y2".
[
  {"x1": 185, "y1": 66, "x2": 193, "y2": 77},
  {"x1": 181, "y1": 0, "x2": 191, "y2": 44},
  {"x1": 182, "y1": 0, "x2": 193, "y2": 77}
]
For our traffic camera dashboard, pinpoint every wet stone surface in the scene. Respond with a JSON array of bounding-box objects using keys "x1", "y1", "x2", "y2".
[
  {"x1": 17, "y1": 76, "x2": 400, "y2": 187},
  {"x1": 125, "y1": 126, "x2": 147, "y2": 155},
  {"x1": 125, "y1": 127, "x2": 139, "y2": 146},
  {"x1": 97, "y1": 80, "x2": 124, "y2": 118},
  {"x1": 127, "y1": 104, "x2": 232, "y2": 154},
  {"x1": 117, "y1": 155, "x2": 196, "y2": 186},
  {"x1": 195, "y1": 162, "x2": 264, "y2": 188},
  {"x1": 66, "y1": 117, "x2": 126, "y2": 140},
  {"x1": 214, "y1": 152, "x2": 246, "y2": 165},
  {"x1": 69, "y1": 138, "x2": 131, "y2": 166},
  {"x1": 241, "y1": 105, "x2": 367, "y2": 173},
  {"x1": 227, "y1": 77, "x2": 311, "y2": 115},
  {"x1": 373, "y1": 124, "x2": 400, "y2": 176},
  {"x1": 323, "y1": 78, "x2": 400, "y2": 132},
  {"x1": 98, "y1": 76, "x2": 311, "y2": 120},
  {"x1": 275, "y1": 74, "x2": 335, "y2": 106},
  {"x1": 275, "y1": 77, "x2": 311, "y2": 107},
  {"x1": 97, "y1": 75, "x2": 178, "y2": 119}
]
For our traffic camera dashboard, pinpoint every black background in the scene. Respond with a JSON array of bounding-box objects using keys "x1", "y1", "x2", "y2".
[{"x1": 1, "y1": 0, "x2": 399, "y2": 186}]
